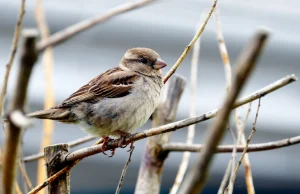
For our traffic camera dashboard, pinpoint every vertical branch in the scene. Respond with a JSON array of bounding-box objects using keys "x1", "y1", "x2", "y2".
[
  {"x1": 1, "y1": 29, "x2": 38, "y2": 194},
  {"x1": 178, "y1": 30, "x2": 269, "y2": 194},
  {"x1": 44, "y1": 144, "x2": 70, "y2": 194},
  {"x1": 0, "y1": 0, "x2": 26, "y2": 117},
  {"x1": 170, "y1": 22, "x2": 201, "y2": 194},
  {"x1": 217, "y1": 159, "x2": 232, "y2": 194},
  {"x1": 35, "y1": 0, "x2": 55, "y2": 189},
  {"x1": 135, "y1": 76, "x2": 186, "y2": 194}
]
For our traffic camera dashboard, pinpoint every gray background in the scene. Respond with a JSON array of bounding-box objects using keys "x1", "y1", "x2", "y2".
[{"x1": 0, "y1": 0, "x2": 299, "y2": 193}]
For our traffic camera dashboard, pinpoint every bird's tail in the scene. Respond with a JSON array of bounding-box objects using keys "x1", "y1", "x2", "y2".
[{"x1": 27, "y1": 108, "x2": 75, "y2": 123}]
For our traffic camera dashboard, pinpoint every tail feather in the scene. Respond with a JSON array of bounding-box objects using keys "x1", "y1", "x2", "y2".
[{"x1": 27, "y1": 108, "x2": 74, "y2": 123}]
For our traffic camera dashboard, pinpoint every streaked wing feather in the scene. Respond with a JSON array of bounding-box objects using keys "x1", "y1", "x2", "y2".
[{"x1": 56, "y1": 67, "x2": 140, "y2": 108}]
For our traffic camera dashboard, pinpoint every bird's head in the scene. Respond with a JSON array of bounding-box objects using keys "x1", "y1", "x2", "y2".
[{"x1": 120, "y1": 47, "x2": 167, "y2": 77}]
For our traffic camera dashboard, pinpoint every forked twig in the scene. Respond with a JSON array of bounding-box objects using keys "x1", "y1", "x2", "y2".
[
  {"x1": 163, "y1": 0, "x2": 217, "y2": 83},
  {"x1": 115, "y1": 147, "x2": 135, "y2": 194}
]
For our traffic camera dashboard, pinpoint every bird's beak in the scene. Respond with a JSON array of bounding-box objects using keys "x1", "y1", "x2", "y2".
[{"x1": 153, "y1": 59, "x2": 167, "y2": 70}]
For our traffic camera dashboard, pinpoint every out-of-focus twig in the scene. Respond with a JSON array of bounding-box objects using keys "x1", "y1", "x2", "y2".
[
  {"x1": 169, "y1": 22, "x2": 201, "y2": 194},
  {"x1": 0, "y1": 0, "x2": 26, "y2": 117},
  {"x1": 28, "y1": 73, "x2": 296, "y2": 194},
  {"x1": 15, "y1": 182, "x2": 23, "y2": 194},
  {"x1": 36, "y1": 0, "x2": 156, "y2": 52},
  {"x1": 178, "y1": 30, "x2": 269, "y2": 194},
  {"x1": 217, "y1": 160, "x2": 232, "y2": 194},
  {"x1": 1, "y1": 29, "x2": 38, "y2": 194},
  {"x1": 35, "y1": 0, "x2": 56, "y2": 189},
  {"x1": 115, "y1": 147, "x2": 135, "y2": 194},
  {"x1": 163, "y1": 0, "x2": 217, "y2": 83}
]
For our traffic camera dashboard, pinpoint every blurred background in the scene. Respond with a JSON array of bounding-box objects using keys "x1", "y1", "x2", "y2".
[{"x1": 1, "y1": 0, "x2": 299, "y2": 193}]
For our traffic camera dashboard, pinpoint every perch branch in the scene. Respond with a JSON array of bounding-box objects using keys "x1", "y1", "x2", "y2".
[
  {"x1": 27, "y1": 73, "x2": 296, "y2": 194},
  {"x1": 35, "y1": 0, "x2": 56, "y2": 188},
  {"x1": 163, "y1": 0, "x2": 217, "y2": 83},
  {"x1": 0, "y1": 0, "x2": 25, "y2": 117},
  {"x1": 36, "y1": 0, "x2": 156, "y2": 52},
  {"x1": 2, "y1": 29, "x2": 38, "y2": 194},
  {"x1": 170, "y1": 22, "x2": 201, "y2": 194},
  {"x1": 115, "y1": 147, "x2": 135, "y2": 194},
  {"x1": 177, "y1": 29, "x2": 269, "y2": 194}
]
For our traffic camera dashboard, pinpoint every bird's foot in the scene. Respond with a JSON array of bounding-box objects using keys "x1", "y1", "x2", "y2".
[
  {"x1": 101, "y1": 136, "x2": 114, "y2": 156},
  {"x1": 115, "y1": 130, "x2": 133, "y2": 151}
]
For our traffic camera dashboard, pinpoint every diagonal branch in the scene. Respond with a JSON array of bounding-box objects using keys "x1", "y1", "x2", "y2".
[
  {"x1": 163, "y1": 0, "x2": 217, "y2": 83},
  {"x1": 177, "y1": 29, "x2": 269, "y2": 194},
  {"x1": 36, "y1": 0, "x2": 156, "y2": 52}
]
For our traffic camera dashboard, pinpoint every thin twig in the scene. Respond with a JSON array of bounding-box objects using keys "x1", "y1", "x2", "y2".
[
  {"x1": 18, "y1": 161, "x2": 34, "y2": 190},
  {"x1": 178, "y1": 29, "x2": 269, "y2": 194},
  {"x1": 35, "y1": 0, "x2": 56, "y2": 188},
  {"x1": 27, "y1": 73, "x2": 296, "y2": 194},
  {"x1": 163, "y1": 0, "x2": 217, "y2": 83},
  {"x1": 217, "y1": 160, "x2": 232, "y2": 194},
  {"x1": 36, "y1": 0, "x2": 156, "y2": 52},
  {"x1": 169, "y1": 21, "x2": 201, "y2": 194},
  {"x1": 227, "y1": 98, "x2": 261, "y2": 191},
  {"x1": 115, "y1": 147, "x2": 135, "y2": 194},
  {"x1": 227, "y1": 124, "x2": 237, "y2": 194},
  {"x1": 162, "y1": 135, "x2": 300, "y2": 152},
  {"x1": 0, "y1": 0, "x2": 26, "y2": 117},
  {"x1": 15, "y1": 182, "x2": 23, "y2": 194}
]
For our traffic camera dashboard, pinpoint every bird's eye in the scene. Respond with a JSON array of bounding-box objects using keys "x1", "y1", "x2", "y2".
[{"x1": 140, "y1": 58, "x2": 148, "y2": 64}]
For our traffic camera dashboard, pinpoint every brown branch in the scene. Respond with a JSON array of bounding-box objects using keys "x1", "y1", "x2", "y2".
[
  {"x1": 27, "y1": 73, "x2": 296, "y2": 194},
  {"x1": 115, "y1": 147, "x2": 135, "y2": 194},
  {"x1": 18, "y1": 161, "x2": 34, "y2": 190},
  {"x1": 23, "y1": 135, "x2": 97, "y2": 163},
  {"x1": 36, "y1": 0, "x2": 156, "y2": 52},
  {"x1": 163, "y1": 0, "x2": 217, "y2": 83},
  {"x1": 170, "y1": 22, "x2": 201, "y2": 194},
  {"x1": 1, "y1": 29, "x2": 38, "y2": 194},
  {"x1": 177, "y1": 30, "x2": 269, "y2": 194},
  {"x1": 217, "y1": 160, "x2": 232, "y2": 194},
  {"x1": 0, "y1": 0, "x2": 26, "y2": 117},
  {"x1": 135, "y1": 76, "x2": 186, "y2": 194}
]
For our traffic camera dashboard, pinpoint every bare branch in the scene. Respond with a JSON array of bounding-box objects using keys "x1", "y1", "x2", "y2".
[
  {"x1": 27, "y1": 73, "x2": 296, "y2": 194},
  {"x1": 36, "y1": 0, "x2": 156, "y2": 52},
  {"x1": 1, "y1": 29, "x2": 38, "y2": 194},
  {"x1": 115, "y1": 147, "x2": 135, "y2": 194},
  {"x1": 18, "y1": 161, "x2": 34, "y2": 190},
  {"x1": 0, "y1": 0, "x2": 26, "y2": 117},
  {"x1": 178, "y1": 30, "x2": 269, "y2": 194},
  {"x1": 170, "y1": 21, "x2": 201, "y2": 194},
  {"x1": 163, "y1": 0, "x2": 217, "y2": 83},
  {"x1": 217, "y1": 160, "x2": 232, "y2": 194}
]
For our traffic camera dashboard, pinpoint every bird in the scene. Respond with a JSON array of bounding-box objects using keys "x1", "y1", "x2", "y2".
[{"x1": 27, "y1": 47, "x2": 167, "y2": 156}]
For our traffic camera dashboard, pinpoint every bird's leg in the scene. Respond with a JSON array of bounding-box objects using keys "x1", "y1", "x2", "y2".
[
  {"x1": 101, "y1": 136, "x2": 111, "y2": 156},
  {"x1": 115, "y1": 130, "x2": 134, "y2": 152}
]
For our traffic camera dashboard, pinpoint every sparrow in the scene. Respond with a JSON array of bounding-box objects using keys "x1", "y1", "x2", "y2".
[{"x1": 27, "y1": 47, "x2": 167, "y2": 156}]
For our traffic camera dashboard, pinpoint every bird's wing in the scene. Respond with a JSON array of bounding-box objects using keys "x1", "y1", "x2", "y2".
[{"x1": 56, "y1": 67, "x2": 140, "y2": 108}]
